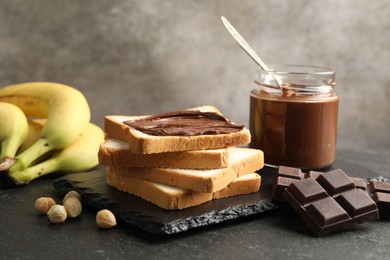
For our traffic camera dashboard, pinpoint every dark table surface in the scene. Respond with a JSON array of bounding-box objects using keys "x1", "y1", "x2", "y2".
[{"x1": 1, "y1": 148, "x2": 390, "y2": 260}]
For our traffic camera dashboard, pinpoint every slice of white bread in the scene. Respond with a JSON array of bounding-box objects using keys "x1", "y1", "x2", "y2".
[
  {"x1": 99, "y1": 138, "x2": 229, "y2": 169},
  {"x1": 213, "y1": 173, "x2": 261, "y2": 199},
  {"x1": 107, "y1": 147, "x2": 264, "y2": 193},
  {"x1": 104, "y1": 106, "x2": 251, "y2": 154},
  {"x1": 106, "y1": 168, "x2": 261, "y2": 210}
]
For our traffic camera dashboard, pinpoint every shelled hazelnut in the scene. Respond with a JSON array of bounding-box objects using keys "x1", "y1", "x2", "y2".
[
  {"x1": 47, "y1": 205, "x2": 67, "y2": 223},
  {"x1": 34, "y1": 197, "x2": 56, "y2": 215},
  {"x1": 63, "y1": 190, "x2": 81, "y2": 203},
  {"x1": 96, "y1": 209, "x2": 117, "y2": 229},
  {"x1": 63, "y1": 197, "x2": 82, "y2": 218}
]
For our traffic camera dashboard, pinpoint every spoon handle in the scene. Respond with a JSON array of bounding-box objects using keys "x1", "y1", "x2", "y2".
[{"x1": 221, "y1": 16, "x2": 282, "y2": 87}]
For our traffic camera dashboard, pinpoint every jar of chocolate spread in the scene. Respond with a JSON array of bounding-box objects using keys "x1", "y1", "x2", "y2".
[{"x1": 249, "y1": 65, "x2": 338, "y2": 170}]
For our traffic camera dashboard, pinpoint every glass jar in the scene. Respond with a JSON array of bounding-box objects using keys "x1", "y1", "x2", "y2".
[{"x1": 249, "y1": 65, "x2": 338, "y2": 170}]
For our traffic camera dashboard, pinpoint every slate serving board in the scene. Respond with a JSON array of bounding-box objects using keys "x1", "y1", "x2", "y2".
[
  {"x1": 53, "y1": 166, "x2": 277, "y2": 234},
  {"x1": 53, "y1": 158, "x2": 380, "y2": 235}
]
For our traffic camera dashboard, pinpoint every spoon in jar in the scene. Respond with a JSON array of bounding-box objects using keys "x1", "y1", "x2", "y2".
[{"x1": 220, "y1": 16, "x2": 283, "y2": 88}]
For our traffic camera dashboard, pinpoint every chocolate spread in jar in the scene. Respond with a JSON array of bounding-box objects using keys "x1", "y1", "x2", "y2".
[
  {"x1": 250, "y1": 90, "x2": 338, "y2": 170},
  {"x1": 124, "y1": 110, "x2": 245, "y2": 136}
]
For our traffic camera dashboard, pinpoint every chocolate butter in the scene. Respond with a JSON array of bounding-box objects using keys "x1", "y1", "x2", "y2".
[
  {"x1": 250, "y1": 90, "x2": 338, "y2": 169},
  {"x1": 123, "y1": 110, "x2": 245, "y2": 136}
]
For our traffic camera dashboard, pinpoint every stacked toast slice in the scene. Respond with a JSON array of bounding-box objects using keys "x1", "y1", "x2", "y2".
[{"x1": 99, "y1": 106, "x2": 264, "y2": 210}]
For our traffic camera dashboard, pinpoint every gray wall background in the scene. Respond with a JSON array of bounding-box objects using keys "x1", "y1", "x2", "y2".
[{"x1": 0, "y1": 0, "x2": 389, "y2": 150}]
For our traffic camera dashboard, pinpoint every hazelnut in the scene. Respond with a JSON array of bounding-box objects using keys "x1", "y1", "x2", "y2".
[
  {"x1": 63, "y1": 190, "x2": 81, "y2": 203},
  {"x1": 47, "y1": 205, "x2": 67, "y2": 223},
  {"x1": 63, "y1": 197, "x2": 82, "y2": 218},
  {"x1": 96, "y1": 209, "x2": 117, "y2": 229},
  {"x1": 35, "y1": 197, "x2": 56, "y2": 215}
]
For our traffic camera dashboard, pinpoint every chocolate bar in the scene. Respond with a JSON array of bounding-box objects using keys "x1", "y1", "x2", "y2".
[
  {"x1": 272, "y1": 166, "x2": 390, "y2": 219},
  {"x1": 283, "y1": 169, "x2": 379, "y2": 236},
  {"x1": 368, "y1": 181, "x2": 390, "y2": 219}
]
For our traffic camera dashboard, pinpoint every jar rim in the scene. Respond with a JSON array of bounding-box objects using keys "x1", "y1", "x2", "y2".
[{"x1": 258, "y1": 64, "x2": 335, "y2": 76}]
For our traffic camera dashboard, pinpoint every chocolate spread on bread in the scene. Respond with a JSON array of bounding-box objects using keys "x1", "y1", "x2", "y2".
[{"x1": 123, "y1": 110, "x2": 245, "y2": 136}]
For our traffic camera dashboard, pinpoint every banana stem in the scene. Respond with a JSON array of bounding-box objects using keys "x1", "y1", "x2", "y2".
[
  {"x1": 9, "y1": 157, "x2": 60, "y2": 184},
  {"x1": 12, "y1": 138, "x2": 52, "y2": 171},
  {"x1": 0, "y1": 138, "x2": 19, "y2": 159}
]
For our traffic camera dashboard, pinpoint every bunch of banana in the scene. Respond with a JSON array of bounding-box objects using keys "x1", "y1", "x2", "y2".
[{"x1": 0, "y1": 82, "x2": 104, "y2": 187}]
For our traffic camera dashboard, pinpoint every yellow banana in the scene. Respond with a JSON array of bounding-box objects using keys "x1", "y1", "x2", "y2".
[
  {"x1": 0, "y1": 102, "x2": 28, "y2": 159},
  {"x1": 18, "y1": 119, "x2": 45, "y2": 153},
  {"x1": 9, "y1": 123, "x2": 104, "y2": 185},
  {"x1": 0, "y1": 82, "x2": 91, "y2": 170}
]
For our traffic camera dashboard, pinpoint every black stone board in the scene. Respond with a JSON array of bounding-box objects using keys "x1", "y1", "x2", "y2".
[
  {"x1": 53, "y1": 157, "x2": 380, "y2": 235},
  {"x1": 53, "y1": 166, "x2": 278, "y2": 235}
]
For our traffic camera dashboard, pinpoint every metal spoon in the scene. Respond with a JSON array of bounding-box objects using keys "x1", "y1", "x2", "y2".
[{"x1": 220, "y1": 16, "x2": 283, "y2": 88}]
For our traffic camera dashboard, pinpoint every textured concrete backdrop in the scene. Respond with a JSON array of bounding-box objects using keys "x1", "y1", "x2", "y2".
[{"x1": 0, "y1": 0, "x2": 389, "y2": 149}]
